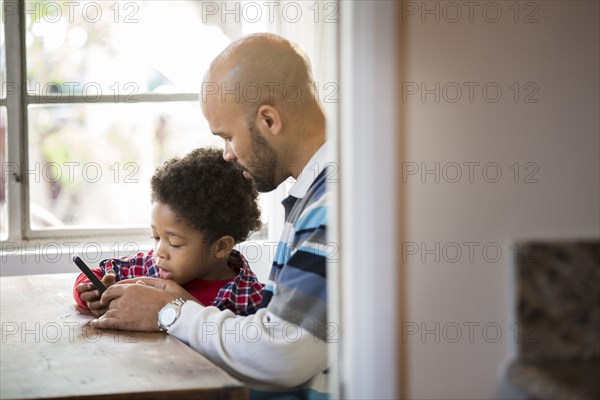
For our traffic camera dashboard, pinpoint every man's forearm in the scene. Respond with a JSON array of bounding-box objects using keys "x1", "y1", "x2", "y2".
[{"x1": 168, "y1": 302, "x2": 328, "y2": 388}]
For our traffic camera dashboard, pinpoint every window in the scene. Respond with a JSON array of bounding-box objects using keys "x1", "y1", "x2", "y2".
[
  {"x1": 5, "y1": 1, "x2": 230, "y2": 242},
  {"x1": 1, "y1": 1, "x2": 337, "y2": 250}
]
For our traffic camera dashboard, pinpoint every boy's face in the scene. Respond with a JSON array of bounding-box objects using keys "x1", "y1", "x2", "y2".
[{"x1": 150, "y1": 202, "x2": 228, "y2": 285}]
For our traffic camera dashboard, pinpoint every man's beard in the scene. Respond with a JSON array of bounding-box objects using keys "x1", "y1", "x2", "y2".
[{"x1": 235, "y1": 123, "x2": 279, "y2": 193}]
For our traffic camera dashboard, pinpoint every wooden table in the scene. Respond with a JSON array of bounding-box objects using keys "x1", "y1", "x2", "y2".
[{"x1": 0, "y1": 273, "x2": 247, "y2": 400}]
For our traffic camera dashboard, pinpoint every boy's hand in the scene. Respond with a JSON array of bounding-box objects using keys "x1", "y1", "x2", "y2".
[{"x1": 76, "y1": 269, "x2": 117, "y2": 317}]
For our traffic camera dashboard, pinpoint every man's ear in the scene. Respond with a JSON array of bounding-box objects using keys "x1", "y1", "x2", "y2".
[
  {"x1": 211, "y1": 235, "x2": 235, "y2": 261},
  {"x1": 256, "y1": 104, "x2": 282, "y2": 136}
]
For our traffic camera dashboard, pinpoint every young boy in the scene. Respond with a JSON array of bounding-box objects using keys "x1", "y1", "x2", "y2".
[{"x1": 74, "y1": 147, "x2": 263, "y2": 316}]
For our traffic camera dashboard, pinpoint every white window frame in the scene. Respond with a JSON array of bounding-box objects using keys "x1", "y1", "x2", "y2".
[{"x1": 2, "y1": 1, "x2": 203, "y2": 245}]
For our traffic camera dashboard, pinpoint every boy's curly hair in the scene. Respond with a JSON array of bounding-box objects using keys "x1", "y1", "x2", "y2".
[{"x1": 151, "y1": 147, "x2": 262, "y2": 244}]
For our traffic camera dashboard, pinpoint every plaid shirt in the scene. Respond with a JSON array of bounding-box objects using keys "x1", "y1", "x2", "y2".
[{"x1": 73, "y1": 249, "x2": 263, "y2": 316}]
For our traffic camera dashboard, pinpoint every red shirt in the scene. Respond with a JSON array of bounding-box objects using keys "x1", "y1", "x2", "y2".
[{"x1": 183, "y1": 278, "x2": 234, "y2": 306}]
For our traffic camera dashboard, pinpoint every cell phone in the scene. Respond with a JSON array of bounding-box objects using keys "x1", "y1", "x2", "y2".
[{"x1": 72, "y1": 254, "x2": 107, "y2": 293}]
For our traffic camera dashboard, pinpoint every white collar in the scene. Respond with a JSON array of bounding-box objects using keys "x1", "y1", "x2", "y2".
[{"x1": 288, "y1": 141, "x2": 332, "y2": 199}]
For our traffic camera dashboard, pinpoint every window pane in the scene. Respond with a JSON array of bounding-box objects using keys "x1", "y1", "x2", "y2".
[
  {"x1": 25, "y1": 1, "x2": 232, "y2": 96},
  {"x1": 28, "y1": 101, "x2": 221, "y2": 228},
  {"x1": 1, "y1": 106, "x2": 6, "y2": 240}
]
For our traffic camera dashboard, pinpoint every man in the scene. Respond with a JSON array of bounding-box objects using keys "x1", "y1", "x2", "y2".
[{"x1": 91, "y1": 33, "x2": 331, "y2": 396}]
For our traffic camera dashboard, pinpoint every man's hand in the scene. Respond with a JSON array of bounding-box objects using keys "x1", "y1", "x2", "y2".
[
  {"x1": 90, "y1": 282, "x2": 176, "y2": 331},
  {"x1": 117, "y1": 277, "x2": 199, "y2": 302}
]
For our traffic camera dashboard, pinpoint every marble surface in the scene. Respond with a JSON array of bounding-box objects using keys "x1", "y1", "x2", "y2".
[
  {"x1": 507, "y1": 360, "x2": 599, "y2": 400},
  {"x1": 508, "y1": 240, "x2": 600, "y2": 399}
]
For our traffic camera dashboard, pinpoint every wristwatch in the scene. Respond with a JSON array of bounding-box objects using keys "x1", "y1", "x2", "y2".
[{"x1": 158, "y1": 298, "x2": 186, "y2": 332}]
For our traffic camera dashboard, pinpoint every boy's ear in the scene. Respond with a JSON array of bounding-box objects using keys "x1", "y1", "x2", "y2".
[
  {"x1": 256, "y1": 104, "x2": 282, "y2": 136},
  {"x1": 212, "y1": 235, "x2": 235, "y2": 260}
]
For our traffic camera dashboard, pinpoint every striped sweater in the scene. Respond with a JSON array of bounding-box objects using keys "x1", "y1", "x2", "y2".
[{"x1": 260, "y1": 168, "x2": 329, "y2": 341}]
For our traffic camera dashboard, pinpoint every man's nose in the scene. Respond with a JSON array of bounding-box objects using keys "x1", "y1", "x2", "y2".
[{"x1": 223, "y1": 141, "x2": 236, "y2": 161}]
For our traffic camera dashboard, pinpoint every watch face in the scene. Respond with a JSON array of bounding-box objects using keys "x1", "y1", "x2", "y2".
[{"x1": 159, "y1": 306, "x2": 177, "y2": 326}]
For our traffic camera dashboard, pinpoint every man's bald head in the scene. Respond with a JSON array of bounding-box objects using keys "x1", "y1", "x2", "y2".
[
  {"x1": 200, "y1": 33, "x2": 326, "y2": 189},
  {"x1": 203, "y1": 33, "x2": 319, "y2": 117}
]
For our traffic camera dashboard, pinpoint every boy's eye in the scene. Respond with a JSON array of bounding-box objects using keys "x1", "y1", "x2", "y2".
[{"x1": 169, "y1": 243, "x2": 182, "y2": 249}]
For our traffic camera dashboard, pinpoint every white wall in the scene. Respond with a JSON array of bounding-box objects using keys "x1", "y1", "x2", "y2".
[
  {"x1": 401, "y1": 1, "x2": 599, "y2": 398},
  {"x1": 338, "y1": 1, "x2": 399, "y2": 398}
]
